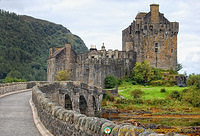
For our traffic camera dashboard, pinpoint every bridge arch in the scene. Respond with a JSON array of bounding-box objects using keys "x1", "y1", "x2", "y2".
[
  {"x1": 92, "y1": 96, "x2": 97, "y2": 115},
  {"x1": 65, "y1": 94, "x2": 72, "y2": 110},
  {"x1": 79, "y1": 95, "x2": 88, "y2": 115}
]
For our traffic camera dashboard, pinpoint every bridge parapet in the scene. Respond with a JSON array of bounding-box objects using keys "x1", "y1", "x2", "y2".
[
  {"x1": 32, "y1": 82, "x2": 174, "y2": 136},
  {"x1": 0, "y1": 81, "x2": 49, "y2": 96}
]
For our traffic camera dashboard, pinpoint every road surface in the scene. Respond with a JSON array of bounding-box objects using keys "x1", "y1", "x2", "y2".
[{"x1": 0, "y1": 90, "x2": 40, "y2": 136}]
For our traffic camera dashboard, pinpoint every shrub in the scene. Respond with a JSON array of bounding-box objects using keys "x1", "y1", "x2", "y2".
[
  {"x1": 181, "y1": 87, "x2": 200, "y2": 107},
  {"x1": 130, "y1": 89, "x2": 144, "y2": 98},
  {"x1": 187, "y1": 74, "x2": 200, "y2": 89},
  {"x1": 169, "y1": 90, "x2": 180, "y2": 99},
  {"x1": 131, "y1": 80, "x2": 137, "y2": 85},
  {"x1": 104, "y1": 75, "x2": 119, "y2": 89},
  {"x1": 149, "y1": 99, "x2": 169, "y2": 105},
  {"x1": 160, "y1": 88, "x2": 166, "y2": 93},
  {"x1": 150, "y1": 80, "x2": 163, "y2": 86},
  {"x1": 132, "y1": 98, "x2": 144, "y2": 104},
  {"x1": 103, "y1": 92, "x2": 115, "y2": 102},
  {"x1": 56, "y1": 70, "x2": 70, "y2": 81},
  {"x1": 3, "y1": 77, "x2": 26, "y2": 83}
]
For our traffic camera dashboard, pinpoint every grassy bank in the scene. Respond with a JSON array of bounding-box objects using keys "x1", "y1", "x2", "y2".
[
  {"x1": 102, "y1": 81, "x2": 200, "y2": 115},
  {"x1": 118, "y1": 82, "x2": 188, "y2": 100}
]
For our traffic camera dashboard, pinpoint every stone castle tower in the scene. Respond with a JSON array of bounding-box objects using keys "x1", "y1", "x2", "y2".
[
  {"x1": 47, "y1": 4, "x2": 179, "y2": 87},
  {"x1": 122, "y1": 4, "x2": 179, "y2": 70}
]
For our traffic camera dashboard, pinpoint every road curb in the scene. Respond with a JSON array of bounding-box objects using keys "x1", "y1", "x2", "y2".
[{"x1": 29, "y1": 98, "x2": 54, "y2": 136}]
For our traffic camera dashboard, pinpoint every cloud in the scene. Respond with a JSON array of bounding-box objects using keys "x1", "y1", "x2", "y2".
[{"x1": 0, "y1": 0, "x2": 199, "y2": 74}]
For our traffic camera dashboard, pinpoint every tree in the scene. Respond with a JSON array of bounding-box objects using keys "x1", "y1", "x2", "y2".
[
  {"x1": 56, "y1": 70, "x2": 70, "y2": 81},
  {"x1": 7, "y1": 70, "x2": 22, "y2": 79},
  {"x1": 177, "y1": 63, "x2": 183, "y2": 72},
  {"x1": 104, "y1": 75, "x2": 118, "y2": 89},
  {"x1": 132, "y1": 61, "x2": 154, "y2": 85}
]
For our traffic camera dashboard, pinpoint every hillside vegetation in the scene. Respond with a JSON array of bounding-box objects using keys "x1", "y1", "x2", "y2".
[{"x1": 0, "y1": 10, "x2": 88, "y2": 82}]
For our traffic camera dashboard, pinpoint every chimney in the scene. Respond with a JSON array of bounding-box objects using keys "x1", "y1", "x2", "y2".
[
  {"x1": 150, "y1": 4, "x2": 159, "y2": 24},
  {"x1": 49, "y1": 46, "x2": 53, "y2": 57},
  {"x1": 101, "y1": 42, "x2": 105, "y2": 51}
]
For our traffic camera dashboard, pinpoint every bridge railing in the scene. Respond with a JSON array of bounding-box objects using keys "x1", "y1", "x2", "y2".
[{"x1": 0, "y1": 81, "x2": 48, "y2": 96}]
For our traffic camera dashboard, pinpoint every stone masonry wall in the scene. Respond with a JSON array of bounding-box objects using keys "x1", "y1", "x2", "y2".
[
  {"x1": 32, "y1": 82, "x2": 181, "y2": 136},
  {"x1": 0, "y1": 81, "x2": 48, "y2": 96}
]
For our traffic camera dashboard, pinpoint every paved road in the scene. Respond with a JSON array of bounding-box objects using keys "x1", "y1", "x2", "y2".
[{"x1": 0, "y1": 90, "x2": 40, "y2": 136}]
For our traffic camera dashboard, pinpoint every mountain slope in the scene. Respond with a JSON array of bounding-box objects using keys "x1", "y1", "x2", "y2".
[{"x1": 0, "y1": 10, "x2": 88, "y2": 81}]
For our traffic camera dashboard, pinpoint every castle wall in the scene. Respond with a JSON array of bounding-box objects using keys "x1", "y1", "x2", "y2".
[{"x1": 75, "y1": 50, "x2": 136, "y2": 87}]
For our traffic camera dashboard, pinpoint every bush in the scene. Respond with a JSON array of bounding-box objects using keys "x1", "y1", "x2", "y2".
[
  {"x1": 160, "y1": 88, "x2": 166, "y2": 93},
  {"x1": 187, "y1": 74, "x2": 200, "y2": 89},
  {"x1": 103, "y1": 92, "x2": 115, "y2": 102},
  {"x1": 150, "y1": 80, "x2": 164, "y2": 86},
  {"x1": 149, "y1": 99, "x2": 169, "y2": 105},
  {"x1": 132, "y1": 98, "x2": 144, "y2": 104},
  {"x1": 3, "y1": 77, "x2": 26, "y2": 83},
  {"x1": 181, "y1": 87, "x2": 200, "y2": 107},
  {"x1": 104, "y1": 75, "x2": 119, "y2": 89},
  {"x1": 56, "y1": 70, "x2": 70, "y2": 81},
  {"x1": 130, "y1": 89, "x2": 144, "y2": 98},
  {"x1": 169, "y1": 90, "x2": 180, "y2": 99}
]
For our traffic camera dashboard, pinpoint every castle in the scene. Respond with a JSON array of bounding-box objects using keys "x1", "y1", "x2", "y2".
[{"x1": 47, "y1": 4, "x2": 179, "y2": 87}]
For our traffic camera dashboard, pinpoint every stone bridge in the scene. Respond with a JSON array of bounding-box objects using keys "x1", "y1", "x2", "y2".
[
  {"x1": 38, "y1": 81, "x2": 103, "y2": 116},
  {"x1": 0, "y1": 81, "x2": 180, "y2": 136}
]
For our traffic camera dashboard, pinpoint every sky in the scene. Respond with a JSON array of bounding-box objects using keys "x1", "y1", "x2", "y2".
[{"x1": 0, "y1": 0, "x2": 199, "y2": 74}]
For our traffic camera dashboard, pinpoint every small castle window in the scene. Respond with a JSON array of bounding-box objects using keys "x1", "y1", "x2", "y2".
[
  {"x1": 129, "y1": 26, "x2": 132, "y2": 34},
  {"x1": 91, "y1": 56, "x2": 95, "y2": 58},
  {"x1": 137, "y1": 24, "x2": 139, "y2": 30},
  {"x1": 144, "y1": 25, "x2": 147, "y2": 30},
  {"x1": 171, "y1": 49, "x2": 173, "y2": 53},
  {"x1": 155, "y1": 43, "x2": 158, "y2": 53}
]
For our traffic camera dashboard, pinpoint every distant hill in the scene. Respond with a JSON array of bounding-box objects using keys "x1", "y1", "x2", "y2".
[{"x1": 0, "y1": 9, "x2": 88, "y2": 82}]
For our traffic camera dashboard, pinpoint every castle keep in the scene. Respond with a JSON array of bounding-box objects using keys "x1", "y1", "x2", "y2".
[
  {"x1": 47, "y1": 4, "x2": 178, "y2": 87},
  {"x1": 123, "y1": 4, "x2": 178, "y2": 70}
]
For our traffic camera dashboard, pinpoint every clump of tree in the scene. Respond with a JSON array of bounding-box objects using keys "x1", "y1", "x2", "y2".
[
  {"x1": 130, "y1": 61, "x2": 165, "y2": 85},
  {"x1": 129, "y1": 61, "x2": 180, "y2": 86},
  {"x1": 131, "y1": 61, "x2": 154, "y2": 85},
  {"x1": 56, "y1": 70, "x2": 70, "y2": 81},
  {"x1": 104, "y1": 75, "x2": 119, "y2": 89}
]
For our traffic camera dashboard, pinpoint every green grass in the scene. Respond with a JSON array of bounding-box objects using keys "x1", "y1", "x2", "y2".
[{"x1": 118, "y1": 82, "x2": 188, "y2": 100}]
